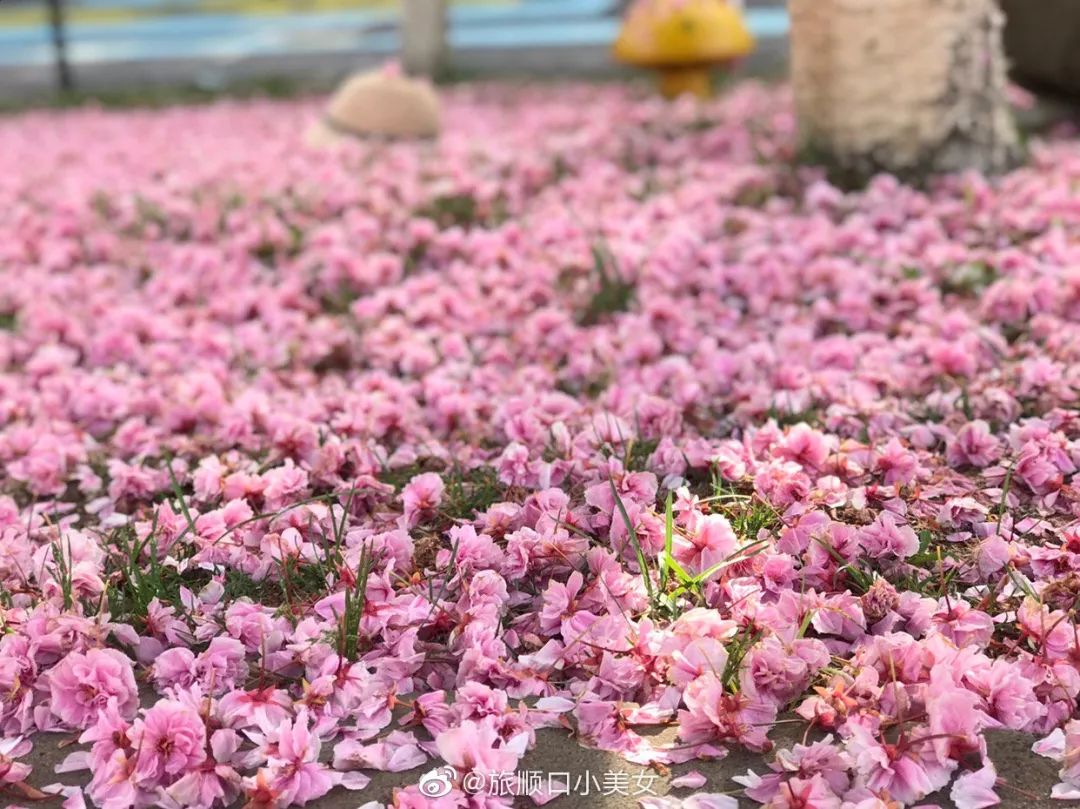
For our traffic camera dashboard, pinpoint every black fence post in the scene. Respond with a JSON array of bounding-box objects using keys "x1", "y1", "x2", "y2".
[{"x1": 45, "y1": 0, "x2": 74, "y2": 92}]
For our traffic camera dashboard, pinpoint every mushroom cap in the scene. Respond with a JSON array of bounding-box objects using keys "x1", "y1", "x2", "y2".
[
  {"x1": 614, "y1": 0, "x2": 755, "y2": 68},
  {"x1": 322, "y1": 68, "x2": 441, "y2": 140}
]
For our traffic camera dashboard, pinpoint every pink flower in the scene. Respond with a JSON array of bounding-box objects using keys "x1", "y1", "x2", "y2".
[
  {"x1": 874, "y1": 438, "x2": 920, "y2": 486},
  {"x1": 861, "y1": 578, "x2": 901, "y2": 623},
  {"x1": 668, "y1": 637, "x2": 729, "y2": 687},
  {"x1": 769, "y1": 775, "x2": 842, "y2": 809},
  {"x1": 963, "y1": 659, "x2": 1043, "y2": 731},
  {"x1": 740, "y1": 636, "x2": 830, "y2": 706},
  {"x1": 950, "y1": 763, "x2": 1000, "y2": 809},
  {"x1": 777, "y1": 424, "x2": 830, "y2": 470},
  {"x1": 930, "y1": 600, "x2": 995, "y2": 649},
  {"x1": 130, "y1": 699, "x2": 207, "y2": 788},
  {"x1": 673, "y1": 513, "x2": 738, "y2": 575},
  {"x1": 151, "y1": 647, "x2": 198, "y2": 692},
  {"x1": 736, "y1": 736, "x2": 850, "y2": 804},
  {"x1": 265, "y1": 709, "x2": 336, "y2": 806},
  {"x1": 261, "y1": 460, "x2": 309, "y2": 509},
  {"x1": 225, "y1": 600, "x2": 288, "y2": 653},
  {"x1": 333, "y1": 730, "x2": 428, "y2": 772},
  {"x1": 946, "y1": 421, "x2": 1001, "y2": 469},
  {"x1": 1014, "y1": 442, "x2": 1068, "y2": 496},
  {"x1": 86, "y1": 746, "x2": 140, "y2": 809},
  {"x1": 196, "y1": 636, "x2": 249, "y2": 693},
  {"x1": 670, "y1": 770, "x2": 707, "y2": 789},
  {"x1": 843, "y1": 718, "x2": 952, "y2": 804},
  {"x1": 857, "y1": 512, "x2": 920, "y2": 560},
  {"x1": 10, "y1": 76, "x2": 1080, "y2": 809},
  {"x1": 434, "y1": 718, "x2": 529, "y2": 784},
  {"x1": 165, "y1": 729, "x2": 245, "y2": 809},
  {"x1": 435, "y1": 525, "x2": 501, "y2": 573},
  {"x1": 678, "y1": 673, "x2": 776, "y2": 752},
  {"x1": 0, "y1": 736, "x2": 31, "y2": 785},
  {"x1": 49, "y1": 648, "x2": 139, "y2": 730},
  {"x1": 539, "y1": 571, "x2": 585, "y2": 634},
  {"x1": 218, "y1": 686, "x2": 293, "y2": 728},
  {"x1": 402, "y1": 472, "x2": 444, "y2": 528}
]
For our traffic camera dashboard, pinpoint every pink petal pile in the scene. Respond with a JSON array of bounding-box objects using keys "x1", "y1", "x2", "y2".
[{"x1": 1, "y1": 82, "x2": 1080, "y2": 809}]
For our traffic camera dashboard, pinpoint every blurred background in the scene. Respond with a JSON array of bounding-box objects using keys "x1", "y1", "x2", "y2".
[
  {"x1": 0, "y1": 0, "x2": 791, "y2": 102},
  {"x1": 0, "y1": 0, "x2": 1074, "y2": 106}
]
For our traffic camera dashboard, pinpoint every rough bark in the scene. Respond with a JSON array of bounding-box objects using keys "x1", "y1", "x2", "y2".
[
  {"x1": 789, "y1": 0, "x2": 1021, "y2": 183},
  {"x1": 401, "y1": 0, "x2": 448, "y2": 79}
]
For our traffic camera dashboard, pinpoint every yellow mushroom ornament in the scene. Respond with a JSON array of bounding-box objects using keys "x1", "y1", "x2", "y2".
[{"x1": 614, "y1": 0, "x2": 755, "y2": 99}]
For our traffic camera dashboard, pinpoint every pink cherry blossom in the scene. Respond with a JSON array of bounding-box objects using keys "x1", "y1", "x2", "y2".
[
  {"x1": 264, "y1": 710, "x2": 337, "y2": 806},
  {"x1": 0, "y1": 77, "x2": 1078, "y2": 809},
  {"x1": 950, "y1": 763, "x2": 1000, "y2": 809},
  {"x1": 130, "y1": 699, "x2": 207, "y2": 788},
  {"x1": 48, "y1": 648, "x2": 139, "y2": 730}
]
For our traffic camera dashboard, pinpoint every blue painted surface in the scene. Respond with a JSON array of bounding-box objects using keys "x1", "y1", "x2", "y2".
[{"x1": 0, "y1": 1, "x2": 789, "y2": 67}]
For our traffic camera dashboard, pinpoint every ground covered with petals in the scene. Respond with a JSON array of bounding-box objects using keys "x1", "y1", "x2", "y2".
[{"x1": 2, "y1": 83, "x2": 1080, "y2": 809}]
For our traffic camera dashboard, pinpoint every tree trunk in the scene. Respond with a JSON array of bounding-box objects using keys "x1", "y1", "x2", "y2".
[
  {"x1": 789, "y1": 0, "x2": 1020, "y2": 183},
  {"x1": 46, "y1": 0, "x2": 74, "y2": 92},
  {"x1": 401, "y1": 0, "x2": 448, "y2": 79}
]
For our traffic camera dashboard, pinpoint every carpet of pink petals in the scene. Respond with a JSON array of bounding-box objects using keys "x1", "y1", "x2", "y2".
[{"x1": 2, "y1": 82, "x2": 1080, "y2": 809}]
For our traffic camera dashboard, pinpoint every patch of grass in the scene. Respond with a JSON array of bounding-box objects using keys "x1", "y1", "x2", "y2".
[
  {"x1": 939, "y1": 262, "x2": 998, "y2": 297},
  {"x1": 89, "y1": 191, "x2": 114, "y2": 220},
  {"x1": 220, "y1": 568, "x2": 281, "y2": 605},
  {"x1": 732, "y1": 181, "x2": 777, "y2": 209},
  {"x1": 317, "y1": 285, "x2": 360, "y2": 316},
  {"x1": 415, "y1": 193, "x2": 485, "y2": 229},
  {"x1": 891, "y1": 530, "x2": 963, "y2": 597},
  {"x1": 277, "y1": 556, "x2": 332, "y2": 614},
  {"x1": 102, "y1": 524, "x2": 206, "y2": 623},
  {"x1": 443, "y1": 465, "x2": 503, "y2": 521},
  {"x1": 813, "y1": 534, "x2": 872, "y2": 594},
  {"x1": 101, "y1": 474, "x2": 362, "y2": 624},
  {"x1": 130, "y1": 194, "x2": 169, "y2": 235},
  {"x1": 894, "y1": 564, "x2": 960, "y2": 599},
  {"x1": 612, "y1": 486, "x2": 770, "y2": 621},
  {"x1": 623, "y1": 437, "x2": 659, "y2": 472},
  {"x1": 577, "y1": 242, "x2": 635, "y2": 326},
  {"x1": 402, "y1": 243, "x2": 429, "y2": 277},
  {"x1": 721, "y1": 625, "x2": 763, "y2": 691},
  {"x1": 708, "y1": 472, "x2": 782, "y2": 541},
  {"x1": 380, "y1": 460, "x2": 503, "y2": 523},
  {"x1": 378, "y1": 460, "x2": 445, "y2": 492},
  {"x1": 555, "y1": 372, "x2": 612, "y2": 401},
  {"x1": 766, "y1": 405, "x2": 822, "y2": 428},
  {"x1": 50, "y1": 537, "x2": 76, "y2": 611},
  {"x1": 337, "y1": 544, "x2": 374, "y2": 661},
  {"x1": 611, "y1": 478, "x2": 655, "y2": 604}
]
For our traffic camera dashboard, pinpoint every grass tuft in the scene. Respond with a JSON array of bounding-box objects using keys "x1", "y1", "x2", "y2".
[{"x1": 578, "y1": 242, "x2": 635, "y2": 326}]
